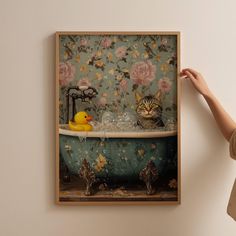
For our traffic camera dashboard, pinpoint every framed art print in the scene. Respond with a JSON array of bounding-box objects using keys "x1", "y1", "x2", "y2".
[{"x1": 56, "y1": 31, "x2": 181, "y2": 205}]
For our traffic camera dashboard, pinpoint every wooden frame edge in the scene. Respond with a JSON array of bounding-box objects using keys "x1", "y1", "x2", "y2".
[
  {"x1": 177, "y1": 32, "x2": 181, "y2": 204},
  {"x1": 55, "y1": 31, "x2": 181, "y2": 206},
  {"x1": 55, "y1": 33, "x2": 60, "y2": 204}
]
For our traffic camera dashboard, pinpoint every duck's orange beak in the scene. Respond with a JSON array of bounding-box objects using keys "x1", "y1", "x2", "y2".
[{"x1": 86, "y1": 115, "x2": 92, "y2": 121}]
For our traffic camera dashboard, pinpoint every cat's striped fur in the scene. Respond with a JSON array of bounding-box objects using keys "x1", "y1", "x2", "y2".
[{"x1": 135, "y1": 92, "x2": 164, "y2": 129}]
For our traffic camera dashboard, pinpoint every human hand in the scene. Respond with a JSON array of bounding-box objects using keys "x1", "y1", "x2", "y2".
[{"x1": 180, "y1": 68, "x2": 211, "y2": 97}]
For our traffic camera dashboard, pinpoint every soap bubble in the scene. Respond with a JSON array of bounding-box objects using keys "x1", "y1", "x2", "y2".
[
  {"x1": 165, "y1": 118, "x2": 177, "y2": 131},
  {"x1": 122, "y1": 112, "x2": 137, "y2": 126},
  {"x1": 90, "y1": 121, "x2": 102, "y2": 131},
  {"x1": 102, "y1": 112, "x2": 116, "y2": 125},
  {"x1": 88, "y1": 111, "x2": 140, "y2": 132},
  {"x1": 116, "y1": 112, "x2": 137, "y2": 131}
]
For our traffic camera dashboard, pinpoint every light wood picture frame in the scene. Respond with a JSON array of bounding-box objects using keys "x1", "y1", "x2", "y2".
[{"x1": 56, "y1": 31, "x2": 181, "y2": 205}]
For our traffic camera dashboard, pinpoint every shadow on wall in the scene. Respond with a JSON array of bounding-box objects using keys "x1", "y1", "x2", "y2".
[{"x1": 42, "y1": 33, "x2": 56, "y2": 209}]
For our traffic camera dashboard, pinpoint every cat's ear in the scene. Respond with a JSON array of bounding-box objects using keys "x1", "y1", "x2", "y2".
[
  {"x1": 155, "y1": 90, "x2": 162, "y2": 103},
  {"x1": 135, "y1": 92, "x2": 142, "y2": 103}
]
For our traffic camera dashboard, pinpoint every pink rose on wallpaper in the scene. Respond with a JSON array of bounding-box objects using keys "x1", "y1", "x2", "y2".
[
  {"x1": 59, "y1": 62, "x2": 76, "y2": 86},
  {"x1": 119, "y1": 79, "x2": 128, "y2": 90},
  {"x1": 98, "y1": 93, "x2": 108, "y2": 106},
  {"x1": 80, "y1": 38, "x2": 88, "y2": 46},
  {"x1": 77, "y1": 77, "x2": 91, "y2": 90},
  {"x1": 101, "y1": 37, "x2": 112, "y2": 48},
  {"x1": 98, "y1": 97, "x2": 107, "y2": 106},
  {"x1": 115, "y1": 46, "x2": 127, "y2": 59},
  {"x1": 102, "y1": 92, "x2": 108, "y2": 97},
  {"x1": 130, "y1": 60, "x2": 156, "y2": 86},
  {"x1": 158, "y1": 77, "x2": 172, "y2": 93}
]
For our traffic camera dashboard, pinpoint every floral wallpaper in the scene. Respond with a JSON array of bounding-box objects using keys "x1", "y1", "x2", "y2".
[{"x1": 58, "y1": 34, "x2": 178, "y2": 124}]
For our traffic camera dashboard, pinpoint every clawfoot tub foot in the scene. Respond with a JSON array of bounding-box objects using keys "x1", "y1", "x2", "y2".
[
  {"x1": 79, "y1": 159, "x2": 96, "y2": 196},
  {"x1": 139, "y1": 160, "x2": 158, "y2": 195}
]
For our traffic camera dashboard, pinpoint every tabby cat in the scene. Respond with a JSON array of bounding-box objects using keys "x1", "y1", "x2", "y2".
[{"x1": 135, "y1": 91, "x2": 164, "y2": 129}]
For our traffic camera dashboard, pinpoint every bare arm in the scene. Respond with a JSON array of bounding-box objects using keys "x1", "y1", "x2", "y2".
[{"x1": 181, "y1": 68, "x2": 236, "y2": 141}]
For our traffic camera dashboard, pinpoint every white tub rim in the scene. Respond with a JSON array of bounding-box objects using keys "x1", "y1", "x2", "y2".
[{"x1": 59, "y1": 124, "x2": 177, "y2": 138}]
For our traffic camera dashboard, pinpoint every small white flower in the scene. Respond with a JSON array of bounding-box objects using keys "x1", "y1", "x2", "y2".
[{"x1": 65, "y1": 144, "x2": 72, "y2": 151}]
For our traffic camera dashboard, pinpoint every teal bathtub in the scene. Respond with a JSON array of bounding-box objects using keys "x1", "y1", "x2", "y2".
[{"x1": 59, "y1": 126, "x2": 177, "y2": 183}]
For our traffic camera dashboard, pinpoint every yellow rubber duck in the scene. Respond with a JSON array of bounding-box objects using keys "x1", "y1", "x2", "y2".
[{"x1": 68, "y1": 111, "x2": 93, "y2": 131}]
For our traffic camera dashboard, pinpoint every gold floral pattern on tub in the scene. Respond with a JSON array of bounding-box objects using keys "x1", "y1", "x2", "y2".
[
  {"x1": 95, "y1": 154, "x2": 107, "y2": 172},
  {"x1": 137, "y1": 148, "x2": 145, "y2": 158},
  {"x1": 168, "y1": 179, "x2": 177, "y2": 189}
]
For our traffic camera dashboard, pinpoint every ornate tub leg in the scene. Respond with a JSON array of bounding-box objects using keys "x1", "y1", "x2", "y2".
[
  {"x1": 79, "y1": 159, "x2": 96, "y2": 196},
  {"x1": 139, "y1": 160, "x2": 158, "y2": 195}
]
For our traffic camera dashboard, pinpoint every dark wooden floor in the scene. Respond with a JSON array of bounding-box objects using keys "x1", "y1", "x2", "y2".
[{"x1": 59, "y1": 181, "x2": 177, "y2": 202}]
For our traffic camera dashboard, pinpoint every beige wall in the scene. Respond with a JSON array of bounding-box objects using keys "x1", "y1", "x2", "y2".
[{"x1": 0, "y1": 0, "x2": 236, "y2": 235}]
